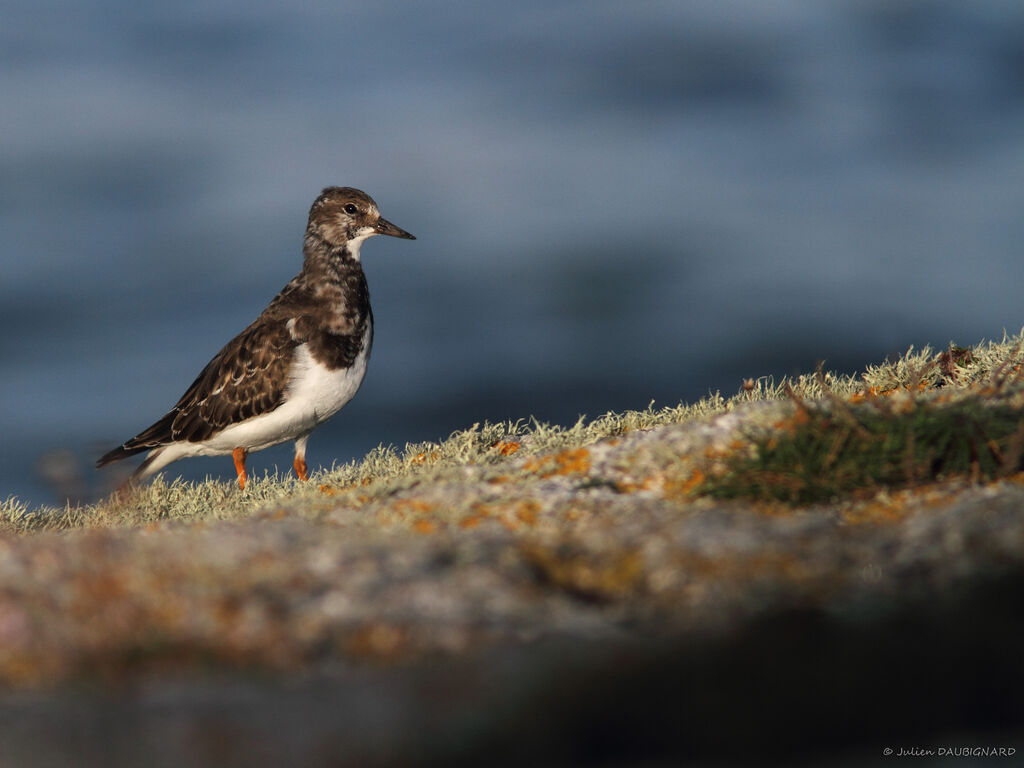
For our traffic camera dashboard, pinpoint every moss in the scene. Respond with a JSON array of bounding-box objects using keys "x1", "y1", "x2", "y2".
[{"x1": 701, "y1": 382, "x2": 1024, "y2": 505}]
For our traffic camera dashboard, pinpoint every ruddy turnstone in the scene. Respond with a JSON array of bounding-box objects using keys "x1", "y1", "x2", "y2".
[{"x1": 97, "y1": 187, "x2": 415, "y2": 489}]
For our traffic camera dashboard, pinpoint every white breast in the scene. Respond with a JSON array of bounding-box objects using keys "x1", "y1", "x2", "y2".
[{"x1": 287, "y1": 338, "x2": 371, "y2": 424}]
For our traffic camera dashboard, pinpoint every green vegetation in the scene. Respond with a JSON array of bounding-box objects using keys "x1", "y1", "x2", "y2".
[
  {"x1": 702, "y1": 382, "x2": 1024, "y2": 505},
  {"x1": 697, "y1": 339, "x2": 1024, "y2": 505},
  {"x1": 3, "y1": 332, "x2": 1023, "y2": 531}
]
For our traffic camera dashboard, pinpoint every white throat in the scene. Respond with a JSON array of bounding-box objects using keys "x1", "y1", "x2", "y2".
[{"x1": 345, "y1": 228, "x2": 378, "y2": 262}]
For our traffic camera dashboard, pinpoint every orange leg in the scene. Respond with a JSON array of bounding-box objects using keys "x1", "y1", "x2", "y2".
[
  {"x1": 232, "y1": 447, "x2": 248, "y2": 489},
  {"x1": 293, "y1": 455, "x2": 308, "y2": 481}
]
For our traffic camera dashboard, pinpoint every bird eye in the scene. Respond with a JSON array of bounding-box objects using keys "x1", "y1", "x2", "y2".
[{"x1": 344, "y1": 203, "x2": 358, "y2": 214}]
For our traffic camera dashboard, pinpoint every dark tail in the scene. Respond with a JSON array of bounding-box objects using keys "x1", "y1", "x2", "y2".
[
  {"x1": 96, "y1": 411, "x2": 177, "y2": 469},
  {"x1": 96, "y1": 443, "x2": 147, "y2": 468}
]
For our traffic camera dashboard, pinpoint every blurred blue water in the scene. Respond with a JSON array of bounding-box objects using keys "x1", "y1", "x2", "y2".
[{"x1": 3, "y1": 0, "x2": 1024, "y2": 506}]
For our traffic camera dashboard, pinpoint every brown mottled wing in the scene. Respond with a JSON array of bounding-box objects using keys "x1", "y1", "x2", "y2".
[
  {"x1": 170, "y1": 317, "x2": 296, "y2": 442},
  {"x1": 97, "y1": 316, "x2": 297, "y2": 464}
]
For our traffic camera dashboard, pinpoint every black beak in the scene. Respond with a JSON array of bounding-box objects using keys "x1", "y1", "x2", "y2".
[{"x1": 375, "y1": 217, "x2": 416, "y2": 240}]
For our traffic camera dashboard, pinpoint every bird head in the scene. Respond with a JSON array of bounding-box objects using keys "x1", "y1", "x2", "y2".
[{"x1": 306, "y1": 187, "x2": 415, "y2": 258}]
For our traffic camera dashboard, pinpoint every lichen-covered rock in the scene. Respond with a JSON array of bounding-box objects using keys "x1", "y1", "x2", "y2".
[{"x1": 2, "y1": 335, "x2": 1024, "y2": 765}]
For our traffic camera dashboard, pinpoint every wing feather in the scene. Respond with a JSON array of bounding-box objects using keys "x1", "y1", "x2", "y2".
[
  {"x1": 172, "y1": 318, "x2": 296, "y2": 443},
  {"x1": 97, "y1": 314, "x2": 298, "y2": 466}
]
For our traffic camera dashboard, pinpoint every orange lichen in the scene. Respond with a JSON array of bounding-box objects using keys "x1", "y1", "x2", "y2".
[
  {"x1": 653, "y1": 468, "x2": 707, "y2": 501},
  {"x1": 611, "y1": 479, "x2": 642, "y2": 493},
  {"x1": 458, "y1": 501, "x2": 540, "y2": 532},
  {"x1": 848, "y1": 388, "x2": 877, "y2": 404},
  {"x1": 515, "y1": 501, "x2": 540, "y2": 526},
  {"x1": 773, "y1": 409, "x2": 811, "y2": 433},
  {"x1": 678, "y1": 468, "x2": 705, "y2": 494},
  {"x1": 411, "y1": 451, "x2": 440, "y2": 465},
  {"x1": 392, "y1": 499, "x2": 435, "y2": 514},
  {"x1": 411, "y1": 519, "x2": 436, "y2": 534},
  {"x1": 523, "y1": 448, "x2": 591, "y2": 478},
  {"x1": 519, "y1": 542, "x2": 645, "y2": 601},
  {"x1": 497, "y1": 501, "x2": 542, "y2": 531},
  {"x1": 492, "y1": 441, "x2": 521, "y2": 456},
  {"x1": 850, "y1": 381, "x2": 933, "y2": 404}
]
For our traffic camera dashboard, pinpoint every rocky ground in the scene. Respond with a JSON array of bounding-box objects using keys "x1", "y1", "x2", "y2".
[{"x1": 2, "y1": 342, "x2": 1024, "y2": 766}]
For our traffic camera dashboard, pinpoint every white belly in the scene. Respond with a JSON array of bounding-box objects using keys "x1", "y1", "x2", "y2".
[{"x1": 285, "y1": 340, "x2": 371, "y2": 428}]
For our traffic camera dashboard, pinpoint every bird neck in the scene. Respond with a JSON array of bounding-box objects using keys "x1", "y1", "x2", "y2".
[{"x1": 302, "y1": 234, "x2": 364, "y2": 280}]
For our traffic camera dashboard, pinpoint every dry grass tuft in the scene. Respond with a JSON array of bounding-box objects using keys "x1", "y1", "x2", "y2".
[{"x1": 4, "y1": 330, "x2": 1023, "y2": 530}]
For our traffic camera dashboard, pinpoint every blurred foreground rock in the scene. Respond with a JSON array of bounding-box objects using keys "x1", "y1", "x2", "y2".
[{"x1": 2, "y1": 403, "x2": 1023, "y2": 766}]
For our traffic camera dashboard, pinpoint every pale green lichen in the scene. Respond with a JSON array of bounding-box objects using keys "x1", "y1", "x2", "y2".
[{"x1": 4, "y1": 330, "x2": 1023, "y2": 533}]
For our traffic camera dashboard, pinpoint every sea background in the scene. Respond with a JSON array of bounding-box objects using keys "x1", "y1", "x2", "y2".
[{"x1": 3, "y1": 0, "x2": 1023, "y2": 507}]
